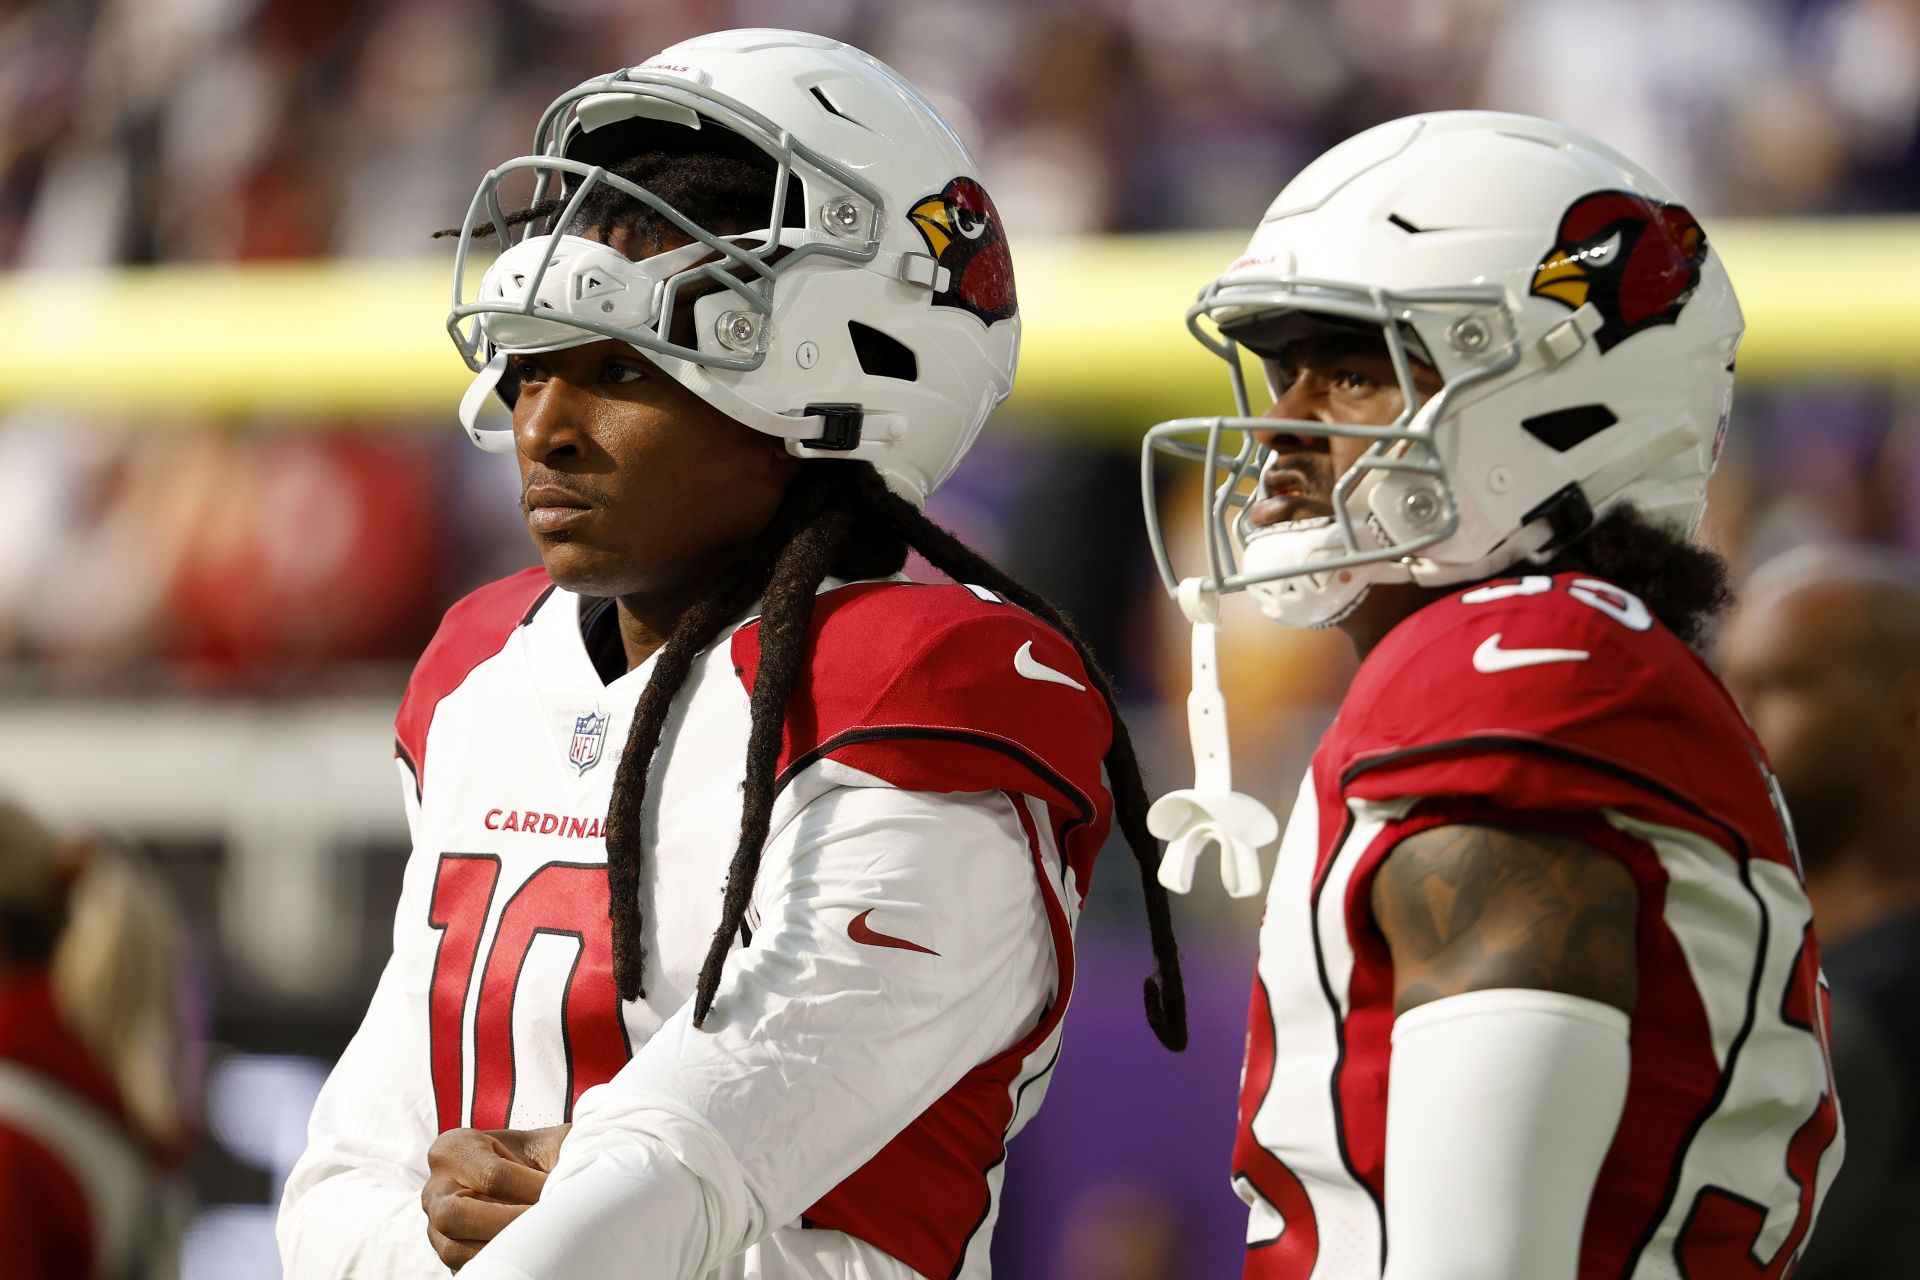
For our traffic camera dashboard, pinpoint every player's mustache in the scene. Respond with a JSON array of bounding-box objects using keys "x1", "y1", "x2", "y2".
[
  {"x1": 521, "y1": 468, "x2": 612, "y2": 509},
  {"x1": 1260, "y1": 451, "x2": 1335, "y2": 497}
]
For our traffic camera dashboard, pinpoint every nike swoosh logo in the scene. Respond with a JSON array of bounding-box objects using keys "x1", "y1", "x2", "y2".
[
  {"x1": 1014, "y1": 640, "x2": 1087, "y2": 691},
  {"x1": 848, "y1": 909, "x2": 939, "y2": 956},
  {"x1": 1472, "y1": 632, "x2": 1591, "y2": 673}
]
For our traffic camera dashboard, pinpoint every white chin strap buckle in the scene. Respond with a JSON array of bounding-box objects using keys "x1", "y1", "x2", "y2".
[
  {"x1": 1146, "y1": 580, "x2": 1279, "y2": 898},
  {"x1": 460, "y1": 352, "x2": 517, "y2": 454}
]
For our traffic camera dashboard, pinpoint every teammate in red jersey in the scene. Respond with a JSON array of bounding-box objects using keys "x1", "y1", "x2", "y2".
[
  {"x1": 0, "y1": 803, "x2": 190, "y2": 1280},
  {"x1": 277, "y1": 29, "x2": 1185, "y2": 1280},
  {"x1": 1141, "y1": 112, "x2": 1839, "y2": 1278}
]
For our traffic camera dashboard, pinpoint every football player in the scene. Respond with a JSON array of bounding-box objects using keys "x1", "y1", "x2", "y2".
[
  {"x1": 277, "y1": 30, "x2": 1185, "y2": 1280},
  {"x1": 1141, "y1": 112, "x2": 1841, "y2": 1278}
]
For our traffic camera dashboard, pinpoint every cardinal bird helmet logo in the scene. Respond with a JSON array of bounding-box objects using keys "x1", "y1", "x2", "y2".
[
  {"x1": 908, "y1": 177, "x2": 1017, "y2": 326},
  {"x1": 1530, "y1": 189, "x2": 1708, "y2": 353}
]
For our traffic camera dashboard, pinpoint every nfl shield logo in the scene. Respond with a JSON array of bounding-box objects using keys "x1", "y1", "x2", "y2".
[{"x1": 569, "y1": 710, "x2": 609, "y2": 775}]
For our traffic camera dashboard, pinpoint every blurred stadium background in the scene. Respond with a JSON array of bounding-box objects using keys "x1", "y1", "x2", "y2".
[{"x1": 1, "y1": 0, "x2": 1916, "y2": 1275}]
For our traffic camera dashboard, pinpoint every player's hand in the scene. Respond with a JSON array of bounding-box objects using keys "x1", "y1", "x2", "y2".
[{"x1": 422, "y1": 1124, "x2": 571, "y2": 1271}]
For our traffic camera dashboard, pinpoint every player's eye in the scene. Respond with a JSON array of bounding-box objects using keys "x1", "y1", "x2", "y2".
[
  {"x1": 602, "y1": 360, "x2": 646, "y2": 386},
  {"x1": 1333, "y1": 367, "x2": 1377, "y2": 391},
  {"x1": 511, "y1": 356, "x2": 548, "y2": 383}
]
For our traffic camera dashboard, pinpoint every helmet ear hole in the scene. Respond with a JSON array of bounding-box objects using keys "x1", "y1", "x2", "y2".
[
  {"x1": 1520, "y1": 405, "x2": 1618, "y2": 452},
  {"x1": 848, "y1": 321, "x2": 917, "y2": 381}
]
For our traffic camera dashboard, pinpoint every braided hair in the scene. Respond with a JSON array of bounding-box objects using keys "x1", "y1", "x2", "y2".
[
  {"x1": 453, "y1": 142, "x2": 1187, "y2": 1051},
  {"x1": 603, "y1": 460, "x2": 1187, "y2": 1051}
]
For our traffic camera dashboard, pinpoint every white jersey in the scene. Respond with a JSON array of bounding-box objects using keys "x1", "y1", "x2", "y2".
[
  {"x1": 1234, "y1": 574, "x2": 1841, "y2": 1278},
  {"x1": 279, "y1": 570, "x2": 1119, "y2": 1280}
]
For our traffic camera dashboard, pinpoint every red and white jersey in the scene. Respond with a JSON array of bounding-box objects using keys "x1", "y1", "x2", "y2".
[
  {"x1": 279, "y1": 571, "x2": 1114, "y2": 1280},
  {"x1": 1235, "y1": 573, "x2": 1842, "y2": 1279},
  {"x1": 0, "y1": 971, "x2": 167, "y2": 1280}
]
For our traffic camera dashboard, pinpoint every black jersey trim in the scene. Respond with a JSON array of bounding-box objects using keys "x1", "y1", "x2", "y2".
[
  {"x1": 773, "y1": 726, "x2": 1096, "y2": 826},
  {"x1": 1340, "y1": 735, "x2": 1752, "y2": 856},
  {"x1": 947, "y1": 1035, "x2": 1065, "y2": 1280},
  {"x1": 396, "y1": 738, "x2": 422, "y2": 801},
  {"x1": 1306, "y1": 810, "x2": 1385, "y2": 1264},
  {"x1": 520, "y1": 583, "x2": 556, "y2": 626}
]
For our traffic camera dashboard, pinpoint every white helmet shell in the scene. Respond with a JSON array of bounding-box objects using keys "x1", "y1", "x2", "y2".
[
  {"x1": 1142, "y1": 110, "x2": 1743, "y2": 626},
  {"x1": 448, "y1": 29, "x2": 1020, "y2": 505}
]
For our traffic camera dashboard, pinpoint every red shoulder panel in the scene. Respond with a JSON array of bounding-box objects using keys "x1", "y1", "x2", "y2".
[
  {"x1": 394, "y1": 567, "x2": 552, "y2": 796},
  {"x1": 1327, "y1": 573, "x2": 1791, "y2": 868},
  {"x1": 731, "y1": 581, "x2": 1114, "y2": 886},
  {"x1": 731, "y1": 581, "x2": 1111, "y2": 813}
]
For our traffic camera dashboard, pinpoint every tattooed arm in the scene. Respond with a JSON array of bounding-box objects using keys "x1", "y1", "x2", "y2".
[
  {"x1": 1370, "y1": 822, "x2": 1639, "y2": 1016},
  {"x1": 1372, "y1": 823, "x2": 1639, "y2": 1280}
]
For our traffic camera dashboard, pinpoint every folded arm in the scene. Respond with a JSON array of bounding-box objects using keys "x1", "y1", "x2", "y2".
[{"x1": 458, "y1": 782, "x2": 1057, "y2": 1280}]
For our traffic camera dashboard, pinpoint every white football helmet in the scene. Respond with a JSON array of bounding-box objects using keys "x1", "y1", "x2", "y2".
[
  {"x1": 1142, "y1": 111, "x2": 1743, "y2": 899},
  {"x1": 1142, "y1": 110, "x2": 1743, "y2": 627},
  {"x1": 447, "y1": 28, "x2": 1020, "y2": 505}
]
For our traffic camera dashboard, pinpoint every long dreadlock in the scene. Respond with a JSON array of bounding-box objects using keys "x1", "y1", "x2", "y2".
[
  {"x1": 452, "y1": 135, "x2": 1186, "y2": 1051},
  {"x1": 601, "y1": 460, "x2": 1188, "y2": 1052}
]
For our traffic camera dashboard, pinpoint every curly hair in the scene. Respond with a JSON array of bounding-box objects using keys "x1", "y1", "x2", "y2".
[
  {"x1": 1537, "y1": 506, "x2": 1734, "y2": 646},
  {"x1": 604, "y1": 461, "x2": 1186, "y2": 1050}
]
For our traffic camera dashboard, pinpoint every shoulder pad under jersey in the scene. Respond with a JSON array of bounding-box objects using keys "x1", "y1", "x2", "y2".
[
  {"x1": 395, "y1": 567, "x2": 552, "y2": 794},
  {"x1": 1327, "y1": 573, "x2": 1785, "y2": 860},
  {"x1": 731, "y1": 581, "x2": 1112, "y2": 824}
]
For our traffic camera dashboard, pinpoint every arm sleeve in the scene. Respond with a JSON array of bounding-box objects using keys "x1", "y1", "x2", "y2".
[
  {"x1": 276, "y1": 759, "x2": 450, "y2": 1280},
  {"x1": 1383, "y1": 989, "x2": 1632, "y2": 1280},
  {"x1": 456, "y1": 780, "x2": 1055, "y2": 1280}
]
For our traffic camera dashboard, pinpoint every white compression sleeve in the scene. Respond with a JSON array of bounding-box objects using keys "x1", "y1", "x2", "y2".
[{"x1": 1382, "y1": 988, "x2": 1631, "y2": 1280}]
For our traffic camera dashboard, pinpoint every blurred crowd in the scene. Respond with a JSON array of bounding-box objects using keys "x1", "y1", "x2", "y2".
[
  {"x1": 2, "y1": 2, "x2": 1919, "y2": 1274},
  {"x1": 0, "y1": 0, "x2": 1917, "y2": 690},
  {"x1": 5, "y1": 0, "x2": 1918, "y2": 269}
]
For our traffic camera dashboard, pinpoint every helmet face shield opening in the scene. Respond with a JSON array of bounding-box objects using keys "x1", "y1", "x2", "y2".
[
  {"x1": 1141, "y1": 274, "x2": 1522, "y2": 617},
  {"x1": 447, "y1": 70, "x2": 890, "y2": 382}
]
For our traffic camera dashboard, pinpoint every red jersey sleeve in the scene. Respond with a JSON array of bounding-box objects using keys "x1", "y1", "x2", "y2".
[
  {"x1": 731, "y1": 581, "x2": 1115, "y2": 895},
  {"x1": 1323, "y1": 573, "x2": 1789, "y2": 869},
  {"x1": 393, "y1": 566, "x2": 552, "y2": 796}
]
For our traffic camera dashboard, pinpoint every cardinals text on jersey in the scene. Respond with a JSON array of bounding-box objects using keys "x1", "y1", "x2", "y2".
[
  {"x1": 286, "y1": 569, "x2": 1116, "y2": 1280},
  {"x1": 1235, "y1": 573, "x2": 1841, "y2": 1279}
]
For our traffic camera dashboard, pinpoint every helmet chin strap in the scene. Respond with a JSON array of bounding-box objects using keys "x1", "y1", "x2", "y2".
[{"x1": 1147, "y1": 580, "x2": 1280, "y2": 898}]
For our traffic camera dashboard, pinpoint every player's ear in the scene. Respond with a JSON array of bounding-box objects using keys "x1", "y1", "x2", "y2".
[{"x1": 755, "y1": 431, "x2": 802, "y2": 485}]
